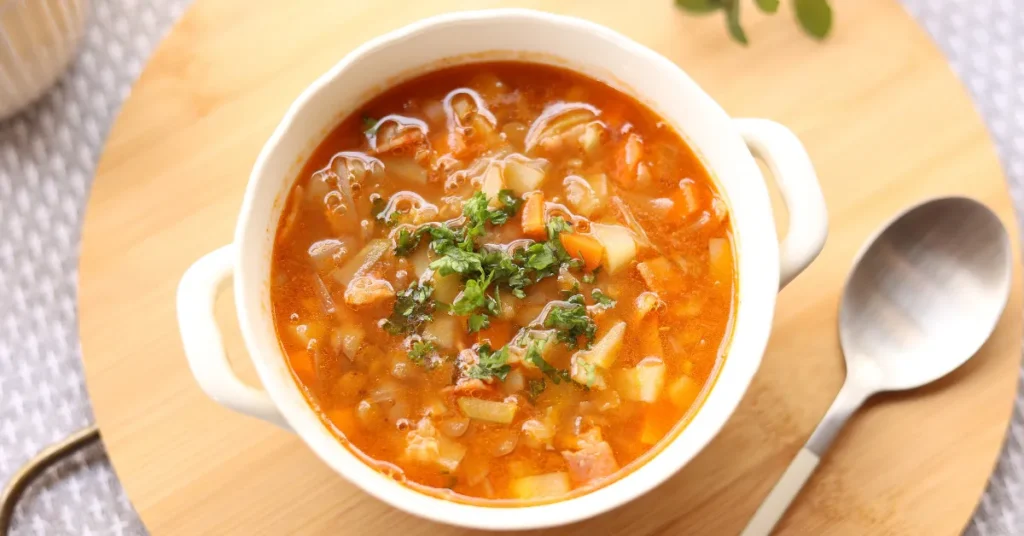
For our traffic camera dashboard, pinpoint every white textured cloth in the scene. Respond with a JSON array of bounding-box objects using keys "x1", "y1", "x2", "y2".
[{"x1": 0, "y1": 0, "x2": 1021, "y2": 534}]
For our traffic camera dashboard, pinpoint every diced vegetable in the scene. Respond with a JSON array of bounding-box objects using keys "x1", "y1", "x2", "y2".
[
  {"x1": 503, "y1": 368, "x2": 525, "y2": 394},
  {"x1": 344, "y1": 276, "x2": 395, "y2": 306},
  {"x1": 615, "y1": 357, "x2": 666, "y2": 403},
  {"x1": 521, "y1": 410, "x2": 557, "y2": 449},
  {"x1": 481, "y1": 165, "x2": 504, "y2": 206},
  {"x1": 615, "y1": 133, "x2": 643, "y2": 187},
  {"x1": 504, "y1": 158, "x2": 546, "y2": 194},
  {"x1": 510, "y1": 472, "x2": 572, "y2": 499},
  {"x1": 438, "y1": 436, "x2": 468, "y2": 471},
  {"x1": 333, "y1": 239, "x2": 390, "y2": 285},
  {"x1": 587, "y1": 173, "x2": 609, "y2": 202},
  {"x1": 432, "y1": 271, "x2": 461, "y2": 304},
  {"x1": 423, "y1": 314, "x2": 460, "y2": 350},
  {"x1": 404, "y1": 418, "x2": 467, "y2": 471},
  {"x1": 457, "y1": 397, "x2": 518, "y2": 424},
  {"x1": 562, "y1": 436, "x2": 619, "y2": 484},
  {"x1": 669, "y1": 178, "x2": 703, "y2": 221},
  {"x1": 560, "y1": 233, "x2": 605, "y2": 272},
  {"x1": 440, "y1": 416, "x2": 470, "y2": 438},
  {"x1": 708, "y1": 237, "x2": 733, "y2": 285},
  {"x1": 563, "y1": 175, "x2": 601, "y2": 218},
  {"x1": 635, "y1": 257, "x2": 676, "y2": 293},
  {"x1": 378, "y1": 155, "x2": 428, "y2": 184},
  {"x1": 331, "y1": 323, "x2": 365, "y2": 361},
  {"x1": 588, "y1": 223, "x2": 636, "y2": 274},
  {"x1": 571, "y1": 355, "x2": 607, "y2": 389},
  {"x1": 521, "y1": 192, "x2": 547, "y2": 240},
  {"x1": 557, "y1": 265, "x2": 581, "y2": 293},
  {"x1": 573, "y1": 321, "x2": 626, "y2": 369},
  {"x1": 409, "y1": 246, "x2": 431, "y2": 279},
  {"x1": 668, "y1": 375, "x2": 703, "y2": 409}
]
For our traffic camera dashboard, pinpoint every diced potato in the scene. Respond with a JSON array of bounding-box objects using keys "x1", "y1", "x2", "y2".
[
  {"x1": 510, "y1": 472, "x2": 572, "y2": 500},
  {"x1": 423, "y1": 314, "x2": 460, "y2": 350},
  {"x1": 437, "y1": 436, "x2": 468, "y2": 471},
  {"x1": 409, "y1": 246, "x2": 431, "y2": 279},
  {"x1": 504, "y1": 158, "x2": 546, "y2": 194},
  {"x1": 668, "y1": 375, "x2": 703, "y2": 409},
  {"x1": 587, "y1": 173, "x2": 609, "y2": 202},
  {"x1": 589, "y1": 223, "x2": 636, "y2": 274},
  {"x1": 708, "y1": 238, "x2": 733, "y2": 285},
  {"x1": 378, "y1": 155, "x2": 428, "y2": 184},
  {"x1": 432, "y1": 271, "x2": 461, "y2": 303},
  {"x1": 615, "y1": 357, "x2": 666, "y2": 403},
  {"x1": 497, "y1": 289, "x2": 518, "y2": 320},
  {"x1": 580, "y1": 122, "x2": 606, "y2": 156},
  {"x1": 481, "y1": 165, "x2": 504, "y2": 206},
  {"x1": 521, "y1": 410, "x2": 557, "y2": 450},
  {"x1": 557, "y1": 265, "x2": 581, "y2": 293},
  {"x1": 563, "y1": 175, "x2": 601, "y2": 218},
  {"x1": 457, "y1": 397, "x2": 518, "y2": 424},
  {"x1": 573, "y1": 321, "x2": 626, "y2": 369},
  {"x1": 504, "y1": 368, "x2": 526, "y2": 394},
  {"x1": 331, "y1": 323, "x2": 365, "y2": 361},
  {"x1": 333, "y1": 239, "x2": 390, "y2": 285},
  {"x1": 635, "y1": 257, "x2": 675, "y2": 292}
]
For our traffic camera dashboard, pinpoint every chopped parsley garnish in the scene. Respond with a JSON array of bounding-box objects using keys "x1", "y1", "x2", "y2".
[
  {"x1": 382, "y1": 281, "x2": 434, "y2": 335},
  {"x1": 543, "y1": 294, "x2": 597, "y2": 348},
  {"x1": 466, "y1": 343, "x2": 511, "y2": 381},
  {"x1": 451, "y1": 278, "x2": 488, "y2": 315},
  {"x1": 527, "y1": 378, "x2": 546, "y2": 401},
  {"x1": 407, "y1": 340, "x2": 436, "y2": 366},
  {"x1": 394, "y1": 228, "x2": 421, "y2": 256},
  {"x1": 524, "y1": 338, "x2": 571, "y2": 384},
  {"x1": 578, "y1": 360, "x2": 598, "y2": 387},
  {"x1": 591, "y1": 288, "x2": 616, "y2": 307},
  {"x1": 467, "y1": 314, "x2": 490, "y2": 333},
  {"x1": 581, "y1": 272, "x2": 596, "y2": 284}
]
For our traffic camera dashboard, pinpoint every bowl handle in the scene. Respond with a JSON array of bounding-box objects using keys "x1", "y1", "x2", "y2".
[
  {"x1": 176, "y1": 245, "x2": 290, "y2": 430},
  {"x1": 735, "y1": 118, "x2": 828, "y2": 288}
]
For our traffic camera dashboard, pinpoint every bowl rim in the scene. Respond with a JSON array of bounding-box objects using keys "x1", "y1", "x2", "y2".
[{"x1": 234, "y1": 7, "x2": 780, "y2": 530}]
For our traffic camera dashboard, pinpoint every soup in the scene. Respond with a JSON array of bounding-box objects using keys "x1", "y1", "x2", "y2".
[{"x1": 270, "y1": 62, "x2": 735, "y2": 503}]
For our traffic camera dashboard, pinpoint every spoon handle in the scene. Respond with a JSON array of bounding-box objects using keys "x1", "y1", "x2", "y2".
[{"x1": 740, "y1": 379, "x2": 872, "y2": 536}]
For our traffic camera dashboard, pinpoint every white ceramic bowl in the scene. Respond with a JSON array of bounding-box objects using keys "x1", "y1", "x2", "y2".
[{"x1": 176, "y1": 9, "x2": 827, "y2": 531}]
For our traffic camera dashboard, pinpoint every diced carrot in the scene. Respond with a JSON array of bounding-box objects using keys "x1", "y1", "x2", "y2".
[
  {"x1": 560, "y1": 233, "x2": 605, "y2": 272},
  {"x1": 521, "y1": 192, "x2": 547, "y2": 240},
  {"x1": 638, "y1": 316, "x2": 663, "y2": 359},
  {"x1": 667, "y1": 178, "x2": 703, "y2": 221},
  {"x1": 477, "y1": 320, "x2": 513, "y2": 348},
  {"x1": 289, "y1": 349, "x2": 315, "y2": 381}
]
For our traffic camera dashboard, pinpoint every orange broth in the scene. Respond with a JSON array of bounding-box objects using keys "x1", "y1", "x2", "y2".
[{"x1": 270, "y1": 61, "x2": 735, "y2": 503}]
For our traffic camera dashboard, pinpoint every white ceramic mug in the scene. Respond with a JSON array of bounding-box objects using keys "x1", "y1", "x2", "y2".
[{"x1": 177, "y1": 9, "x2": 827, "y2": 531}]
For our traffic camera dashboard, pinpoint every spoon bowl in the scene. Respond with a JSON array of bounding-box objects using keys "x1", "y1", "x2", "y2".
[
  {"x1": 743, "y1": 196, "x2": 1012, "y2": 536},
  {"x1": 840, "y1": 196, "x2": 1012, "y2": 391}
]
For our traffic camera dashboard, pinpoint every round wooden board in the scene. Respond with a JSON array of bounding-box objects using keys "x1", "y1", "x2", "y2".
[{"x1": 79, "y1": 0, "x2": 1022, "y2": 534}]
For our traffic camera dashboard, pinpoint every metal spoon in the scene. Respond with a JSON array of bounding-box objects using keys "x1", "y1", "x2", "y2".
[{"x1": 741, "y1": 196, "x2": 1012, "y2": 536}]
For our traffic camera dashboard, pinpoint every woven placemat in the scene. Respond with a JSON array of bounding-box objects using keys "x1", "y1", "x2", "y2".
[{"x1": 0, "y1": 0, "x2": 1020, "y2": 534}]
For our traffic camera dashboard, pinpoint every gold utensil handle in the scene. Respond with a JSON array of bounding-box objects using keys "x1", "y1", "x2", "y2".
[{"x1": 0, "y1": 425, "x2": 101, "y2": 534}]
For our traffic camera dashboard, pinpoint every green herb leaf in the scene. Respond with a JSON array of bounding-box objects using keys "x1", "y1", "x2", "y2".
[
  {"x1": 755, "y1": 0, "x2": 779, "y2": 13},
  {"x1": 543, "y1": 296, "x2": 596, "y2": 349},
  {"x1": 591, "y1": 289, "x2": 616, "y2": 307},
  {"x1": 430, "y1": 247, "x2": 484, "y2": 278},
  {"x1": 362, "y1": 115, "x2": 380, "y2": 136},
  {"x1": 466, "y1": 343, "x2": 511, "y2": 381},
  {"x1": 578, "y1": 360, "x2": 598, "y2": 388},
  {"x1": 545, "y1": 216, "x2": 572, "y2": 241},
  {"x1": 725, "y1": 0, "x2": 748, "y2": 45},
  {"x1": 394, "y1": 228, "x2": 422, "y2": 256},
  {"x1": 524, "y1": 339, "x2": 571, "y2": 384},
  {"x1": 794, "y1": 0, "x2": 832, "y2": 39},
  {"x1": 451, "y1": 278, "x2": 487, "y2": 316},
  {"x1": 383, "y1": 282, "x2": 434, "y2": 335},
  {"x1": 408, "y1": 340, "x2": 436, "y2": 366},
  {"x1": 581, "y1": 272, "x2": 596, "y2": 284},
  {"x1": 467, "y1": 314, "x2": 490, "y2": 333},
  {"x1": 675, "y1": 0, "x2": 722, "y2": 14},
  {"x1": 527, "y1": 378, "x2": 546, "y2": 401}
]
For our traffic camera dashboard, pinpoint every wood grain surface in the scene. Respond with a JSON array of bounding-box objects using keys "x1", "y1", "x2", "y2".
[{"x1": 78, "y1": 0, "x2": 1022, "y2": 534}]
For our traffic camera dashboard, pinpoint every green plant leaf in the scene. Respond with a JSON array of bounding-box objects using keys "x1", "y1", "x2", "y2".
[
  {"x1": 726, "y1": 0, "x2": 748, "y2": 45},
  {"x1": 755, "y1": 0, "x2": 779, "y2": 13},
  {"x1": 675, "y1": 0, "x2": 722, "y2": 14},
  {"x1": 794, "y1": 0, "x2": 832, "y2": 39}
]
